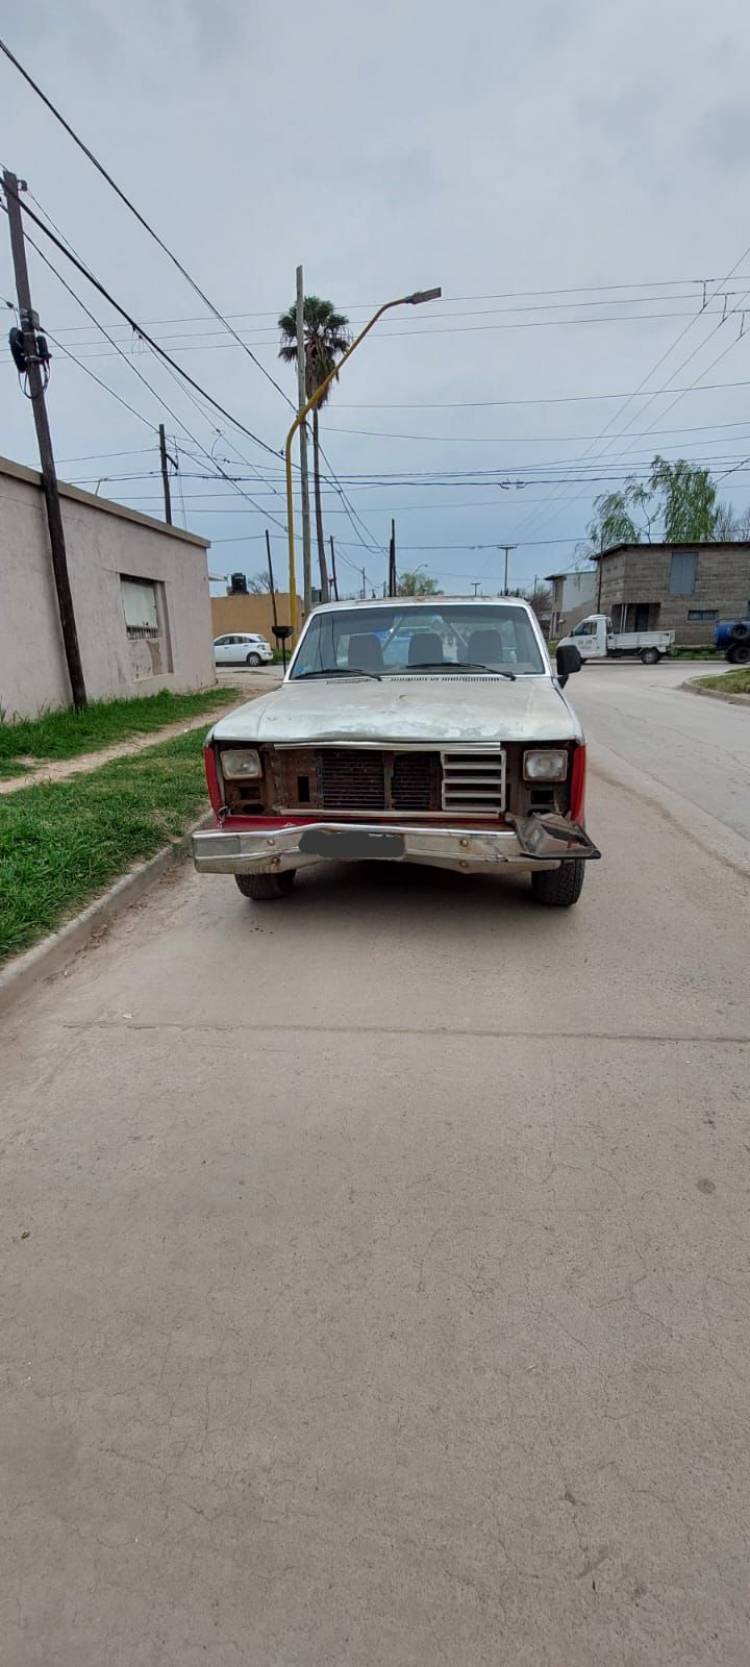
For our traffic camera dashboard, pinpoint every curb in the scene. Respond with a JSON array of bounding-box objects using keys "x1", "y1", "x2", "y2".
[
  {"x1": 681, "y1": 680, "x2": 750, "y2": 707},
  {"x1": 0, "y1": 812, "x2": 212, "y2": 1017}
]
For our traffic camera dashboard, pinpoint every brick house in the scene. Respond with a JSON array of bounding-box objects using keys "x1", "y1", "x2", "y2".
[{"x1": 593, "y1": 542, "x2": 750, "y2": 645}]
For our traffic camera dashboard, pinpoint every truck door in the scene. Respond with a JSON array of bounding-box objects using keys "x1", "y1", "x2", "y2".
[{"x1": 570, "y1": 617, "x2": 600, "y2": 659}]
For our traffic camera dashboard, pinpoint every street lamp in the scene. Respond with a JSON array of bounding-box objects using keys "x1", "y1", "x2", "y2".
[{"x1": 284, "y1": 287, "x2": 442, "y2": 629}]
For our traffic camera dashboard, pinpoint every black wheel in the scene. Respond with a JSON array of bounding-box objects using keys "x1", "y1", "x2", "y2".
[
  {"x1": 640, "y1": 647, "x2": 660, "y2": 665},
  {"x1": 246, "y1": 651, "x2": 262, "y2": 667},
  {"x1": 531, "y1": 860, "x2": 585, "y2": 908},
  {"x1": 730, "y1": 621, "x2": 749, "y2": 641},
  {"x1": 235, "y1": 870, "x2": 296, "y2": 901},
  {"x1": 727, "y1": 642, "x2": 750, "y2": 664}
]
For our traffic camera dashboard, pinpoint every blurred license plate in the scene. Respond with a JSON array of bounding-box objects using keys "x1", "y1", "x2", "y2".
[{"x1": 299, "y1": 829, "x2": 405, "y2": 861}]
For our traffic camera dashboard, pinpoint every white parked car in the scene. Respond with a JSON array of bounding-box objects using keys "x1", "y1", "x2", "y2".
[
  {"x1": 213, "y1": 633, "x2": 274, "y2": 667},
  {"x1": 195, "y1": 597, "x2": 599, "y2": 909}
]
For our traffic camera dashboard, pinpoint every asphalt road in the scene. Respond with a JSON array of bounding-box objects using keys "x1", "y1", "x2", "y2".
[{"x1": 2, "y1": 669, "x2": 749, "y2": 1666}]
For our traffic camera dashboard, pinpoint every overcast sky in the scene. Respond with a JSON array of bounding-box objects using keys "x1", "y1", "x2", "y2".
[{"x1": 2, "y1": 0, "x2": 750, "y2": 598}]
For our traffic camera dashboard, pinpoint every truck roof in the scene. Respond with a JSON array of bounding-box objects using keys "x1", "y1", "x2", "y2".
[{"x1": 307, "y1": 595, "x2": 534, "y2": 614}]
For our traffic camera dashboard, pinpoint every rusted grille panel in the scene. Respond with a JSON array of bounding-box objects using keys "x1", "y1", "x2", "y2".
[
  {"x1": 317, "y1": 749, "x2": 385, "y2": 810},
  {"x1": 391, "y1": 751, "x2": 441, "y2": 810}
]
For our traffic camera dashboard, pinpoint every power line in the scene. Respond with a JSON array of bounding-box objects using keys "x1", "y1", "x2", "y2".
[
  {"x1": 6, "y1": 188, "x2": 283, "y2": 460},
  {"x1": 4, "y1": 307, "x2": 734, "y2": 366},
  {"x1": 35, "y1": 273, "x2": 750, "y2": 337},
  {"x1": 0, "y1": 36, "x2": 294, "y2": 410},
  {"x1": 29, "y1": 289, "x2": 750, "y2": 352}
]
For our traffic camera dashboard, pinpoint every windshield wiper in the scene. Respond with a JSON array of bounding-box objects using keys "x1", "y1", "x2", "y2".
[
  {"x1": 397, "y1": 661, "x2": 516, "y2": 681},
  {"x1": 295, "y1": 666, "x2": 382, "y2": 682}
]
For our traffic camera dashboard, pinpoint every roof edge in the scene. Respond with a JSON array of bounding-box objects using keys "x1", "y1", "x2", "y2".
[{"x1": 0, "y1": 453, "x2": 210, "y2": 548}]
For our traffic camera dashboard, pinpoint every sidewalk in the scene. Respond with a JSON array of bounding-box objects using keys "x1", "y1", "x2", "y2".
[{"x1": 0, "y1": 675, "x2": 275, "y2": 797}]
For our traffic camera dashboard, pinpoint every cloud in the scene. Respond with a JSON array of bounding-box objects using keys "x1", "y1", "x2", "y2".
[{"x1": 2, "y1": 0, "x2": 750, "y2": 594}]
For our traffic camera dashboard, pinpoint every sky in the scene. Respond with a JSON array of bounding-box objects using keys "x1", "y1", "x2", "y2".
[{"x1": 2, "y1": 0, "x2": 750, "y2": 601}]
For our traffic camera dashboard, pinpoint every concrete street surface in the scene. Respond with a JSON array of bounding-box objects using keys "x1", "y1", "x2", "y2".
[{"x1": 1, "y1": 665, "x2": 749, "y2": 1666}]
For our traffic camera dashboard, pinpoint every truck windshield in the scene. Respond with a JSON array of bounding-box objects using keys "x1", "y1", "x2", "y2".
[{"x1": 291, "y1": 604, "x2": 546, "y2": 679}]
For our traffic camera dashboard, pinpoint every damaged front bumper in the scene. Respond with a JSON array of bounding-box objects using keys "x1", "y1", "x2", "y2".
[{"x1": 192, "y1": 816, "x2": 601, "y2": 877}]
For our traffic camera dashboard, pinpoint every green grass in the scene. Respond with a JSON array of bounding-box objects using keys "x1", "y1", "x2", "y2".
[
  {"x1": 0, "y1": 686, "x2": 240, "y2": 779},
  {"x1": 694, "y1": 667, "x2": 750, "y2": 695},
  {"x1": 0, "y1": 729, "x2": 211, "y2": 964}
]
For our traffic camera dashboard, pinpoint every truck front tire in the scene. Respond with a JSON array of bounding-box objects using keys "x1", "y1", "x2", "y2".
[
  {"x1": 728, "y1": 642, "x2": 750, "y2": 664},
  {"x1": 235, "y1": 871, "x2": 296, "y2": 901},
  {"x1": 531, "y1": 861, "x2": 585, "y2": 908}
]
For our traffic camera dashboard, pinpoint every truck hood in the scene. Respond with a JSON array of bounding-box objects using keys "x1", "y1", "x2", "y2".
[{"x1": 209, "y1": 674, "x2": 582, "y2": 746}]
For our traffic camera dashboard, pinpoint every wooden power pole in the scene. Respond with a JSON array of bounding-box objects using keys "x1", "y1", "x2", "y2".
[
  {"x1": 4, "y1": 169, "x2": 87, "y2": 708},
  {"x1": 158, "y1": 423, "x2": 173, "y2": 525},
  {"x1": 329, "y1": 534, "x2": 339, "y2": 601},
  {"x1": 295, "y1": 265, "x2": 313, "y2": 615},
  {"x1": 388, "y1": 518, "x2": 397, "y2": 595}
]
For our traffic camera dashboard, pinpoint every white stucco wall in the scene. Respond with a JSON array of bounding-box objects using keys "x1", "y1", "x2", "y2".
[{"x1": 0, "y1": 457, "x2": 215, "y2": 718}]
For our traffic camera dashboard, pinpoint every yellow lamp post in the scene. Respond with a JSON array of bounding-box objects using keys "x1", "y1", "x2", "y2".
[{"x1": 284, "y1": 287, "x2": 441, "y2": 632}]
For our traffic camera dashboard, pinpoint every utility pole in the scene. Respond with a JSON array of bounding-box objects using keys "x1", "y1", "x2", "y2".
[
  {"x1": 472, "y1": 581, "x2": 481, "y2": 597},
  {"x1": 4, "y1": 169, "x2": 87, "y2": 709},
  {"x1": 329, "y1": 534, "x2": 339, "y2": 601},
  {"x1": 361, "y1": 567, "x2": 367, "y2": 600},
  {"x1": 500, "y1": 543, "x2": 516, "y2": 596},
  {"x1": 295, "y1": 265, "x2": 313, "y2": 616},
  {"x1": 158, "y1": 424, "x2": 173, "y2": 524},
  {"x1": 388, "y1": 518, "x2": 397, "y2": 596},
  {"x1": 265, "y1": 529, "x2": 279, "y2": 631}
]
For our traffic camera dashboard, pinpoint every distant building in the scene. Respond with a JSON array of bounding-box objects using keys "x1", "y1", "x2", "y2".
[
  {"x1": 0, "y1": 454, "x2": 214, "y2": 719},
  {"x1": 545, "y1": 567, "x2": 597, "y2": 638},
  {"x1": 593, "y1": 542, "x2": 750, "y2": 645},
  {"x1": 211, "y1": 591, "x2": 295, "y2": 643}
]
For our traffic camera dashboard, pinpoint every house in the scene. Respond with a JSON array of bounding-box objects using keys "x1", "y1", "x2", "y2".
[
  {"x1": 545, "y1": 567, "x2": 597, "y2": 638},
  {"x1": 0, "y1": 454, "x2": 215, "y2": 719},
  {"x1": 592, "y1": 542, "x2": 750, "y2": 645}
]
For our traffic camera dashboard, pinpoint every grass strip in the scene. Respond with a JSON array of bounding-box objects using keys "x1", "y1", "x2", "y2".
[
  {"x1": 694, "y1": 667, "x2": 750, "y2": 695},
  {"x1": 0, "y1": 730, "x2": 210, "y2": 964},
  {"x1": 0, "y1": 686, "x2": 241, "y2": 778}
]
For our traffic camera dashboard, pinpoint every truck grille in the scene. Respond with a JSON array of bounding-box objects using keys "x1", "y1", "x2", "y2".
[
  {"x1": 441, "y1": 749, "x2": 506, "y2": 813},
  {"x1": 318, "y1": 749, "x2": 385, "y2": 809},
  {"x1": 273, "y1": 746, "x2": 505, "y2": 816}
]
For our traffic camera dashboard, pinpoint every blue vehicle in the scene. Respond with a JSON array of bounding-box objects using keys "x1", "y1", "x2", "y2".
[{"x1": 714, "y1": 618, "x2": 750, "y2": 664}]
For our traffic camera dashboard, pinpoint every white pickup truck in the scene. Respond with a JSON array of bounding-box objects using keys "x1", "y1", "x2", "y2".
[
  {"x1": 193, "y1": 596, "x2": 600, "y2": 910},
  {"x1": 558, "y1": 613, "x2": 675, "y2": 665}
]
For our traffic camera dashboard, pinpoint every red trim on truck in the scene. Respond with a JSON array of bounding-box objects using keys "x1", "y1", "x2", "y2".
[
  {"x1": 203, "y1": 746, "x2": 224, "y2": 817},
  {"x1": 570, "y1": 744, "x2": 587, "y2": 823}
]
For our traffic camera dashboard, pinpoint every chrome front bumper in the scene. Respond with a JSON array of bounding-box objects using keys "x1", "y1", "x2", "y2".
[{"x1": 192, "y1": 821, "x2": 568, "y2": 877}]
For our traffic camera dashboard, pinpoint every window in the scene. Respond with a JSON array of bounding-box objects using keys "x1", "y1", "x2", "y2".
[
  {"x1": 687, "y1": 609, "x2": 718, "y2": 622},
  {"x1": 571, "y1": 619, "x2": 597, "y2": 636},
  {"x1": 120, "y1": 575, "x2": 172, "y2": 676},
  {"x1": 670, "y1": 551, "x2": 698, "y2": 595},
  {"x1": 292, "y1": 603, "x2": 546, "y2": 679},
  {"x1": 121, "y1": 576, "x2": 159, "y2": 637}
]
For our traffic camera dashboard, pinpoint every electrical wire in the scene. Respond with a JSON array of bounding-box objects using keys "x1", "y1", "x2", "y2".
[
  {"x1": 8, "y1": 189, "x2": 283, "y2": 460},
  {"x1": 0, "y1": 36, "x2": 294, "y2": 410}
]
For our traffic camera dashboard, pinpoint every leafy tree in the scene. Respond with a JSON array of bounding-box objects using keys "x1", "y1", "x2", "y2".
[
  {"x1": 649, "y1": 455, "x2": 717, "y2": 541},
  {"x1": 583, "y1": 455, "x2": 722, "y2": 553},
  {"x1": 279, "y1": 297, "x2": 350, "y2": 602},
  {"x1": 397, "y1": 570, "x2": 443, "y2": 596}
]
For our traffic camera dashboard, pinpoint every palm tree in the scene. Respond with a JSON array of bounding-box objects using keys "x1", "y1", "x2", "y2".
[{"x1": 279, "y1": 296, "x2": 350, "y2": 601}]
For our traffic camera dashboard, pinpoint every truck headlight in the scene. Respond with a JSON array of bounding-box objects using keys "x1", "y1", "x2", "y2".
[
  {"x1": 220, "y1": 747, "x2": 262, "y2": 779},
  {"x1": 523, "y1": 749, "x2": 568, "y2": 782}
]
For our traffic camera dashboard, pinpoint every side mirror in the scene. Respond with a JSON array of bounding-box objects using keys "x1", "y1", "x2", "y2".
[{"x1": 556, "y1": 643, "x2": 582, "y2": 687}]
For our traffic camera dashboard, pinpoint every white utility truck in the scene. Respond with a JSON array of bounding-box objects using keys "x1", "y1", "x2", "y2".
[{"x1": 557, "y1": 614, "x2": 675, "y2": 665}]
